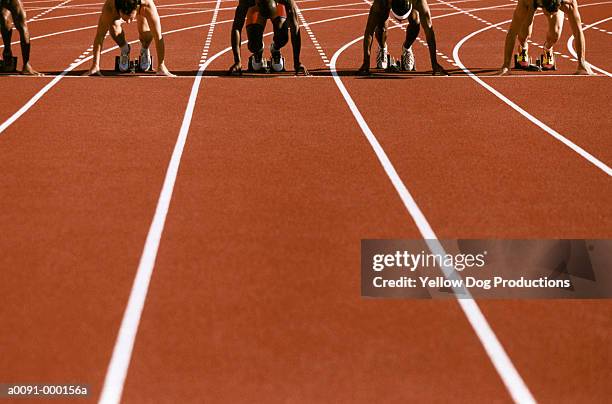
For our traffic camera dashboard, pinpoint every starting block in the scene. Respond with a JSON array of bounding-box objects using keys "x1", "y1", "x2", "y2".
[
  {"x1": 513, "y1": 53, "x2": 541, "y2": 72},
  {"x1": 114, "y1": 55, "x2": 154, "y2": 73},
  {"x1": 0, "y1": 56, "x2": 18, "y2": 73},
  {"x1": 385, "y1": 55, "x2": 401, "y2": 72}
]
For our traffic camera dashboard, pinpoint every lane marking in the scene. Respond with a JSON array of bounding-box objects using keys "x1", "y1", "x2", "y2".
[
  {"x1": 97, "y1": 5, "x2": 223, "y2": 401},
  {"x1": 27, "y1": 0, "x2": 71, "y2": 21},
  {"x1": 95, "y1": 7, "x2": 379, "y2": 404},
  {"x1": 294, "y1": 4, "x2": 537, "y2": 403},
  {"x1": 329, "y1": 35, "x2": 536, "y2": 404},
  {"x1": 294, "y1": 2, "x2": 330, "y2": 66},
  {"x1": 446, "y1": 2, "x2": 612, "y2": 176}
]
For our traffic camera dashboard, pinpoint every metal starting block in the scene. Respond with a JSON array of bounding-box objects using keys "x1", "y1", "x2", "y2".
[
  {"x1": 385, "y1": 55, "x2": 400, "y2": 72},
  {"x1": 513, "y1": 54, "x2": 541, "y2": 72},
  {"x1": 115, "y1": 56, "x2": 154, "y2": 73},
  {"x1": 0, "y1": 56, "x2": 18, "y2": 73}
]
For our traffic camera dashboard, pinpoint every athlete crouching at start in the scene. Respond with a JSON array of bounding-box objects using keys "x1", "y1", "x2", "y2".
[
  {"x1": 0, "y1": 0, "x2": 41, "y2": 74},
  {"x1": 85, "y1": 0, "x2": 174, "y2": 76},
  {"x1": 229, "y1": 0, "x2": 307, "y2": 75},
  {"x1": 359, "y1": 0, "x2": 447, "y2": 75},
  {"x1": 500, "y1": 0, "x2": 593, "y2": 75}
]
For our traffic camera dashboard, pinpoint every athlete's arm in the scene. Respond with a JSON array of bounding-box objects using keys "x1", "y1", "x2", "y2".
[
  {"x1": 500, "y1": 0, "x2": 532, "y2": 74},
  {"x1": 562, "y1": 0, "x2": 592, "y2": 74},
  {"x1": 229, "y1": 0, "x2": 248, "y2": 74},
  {"x1": 287, "y1": 0, "x2": 307, "y2": 75},
  {"x1": 87, "y1": 1, "x2": 114, "y2": 76},
  {"x1": 143, "y1": 0, "x2": 174, "y2": 76},
  {"x1": 359, "y1": 0, "x2": 387, "y2": 74},
  {"x1": 415, "y1": 0, "x2": 447, "y2": 75}
]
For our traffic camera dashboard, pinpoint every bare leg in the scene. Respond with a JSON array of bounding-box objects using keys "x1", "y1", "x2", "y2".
[
  {"x1": 544, "y1": 10, "x2": 563, "y2": 49},
  {"x1": 137, "y1": 14, "x2": 153, "y2": 48}
]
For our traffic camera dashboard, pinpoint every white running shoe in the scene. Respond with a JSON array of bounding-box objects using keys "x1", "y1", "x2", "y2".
[
  {"x1": 376, "y1": 46, "x2": 388, "y2": 69},
  {"x1": 139, "y1": 46, "x2": 152, "y2": 71},
  {"x1": 400, "y1": 45, "x2": 415, "y2": 71},
  {"x1": 118, "y1": 43, "x2": 131, "y2": 72},
  {"x1": 270, "y1": 42, "x2": 285, "y2": 72}
]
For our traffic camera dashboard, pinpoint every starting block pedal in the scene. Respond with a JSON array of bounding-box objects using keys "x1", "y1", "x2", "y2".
[
  {"x1": 385, "y1": 54, "x2": 400, "y2": 72},
  {"x1": 0, "y1": 56, "x2": 18, "y2": 73},
  {"x1": 135, "y1": 55, "x2": 154, "y2": 73},
  {"x1": 247, "y1": 54, "x2": 269, "y2": 73},
  {"x1": 114, "y1": 55, "x2": 134, "y2": 73},
  {"x1": 513, "y1": 53, "x2": 541, "y2": 71}
]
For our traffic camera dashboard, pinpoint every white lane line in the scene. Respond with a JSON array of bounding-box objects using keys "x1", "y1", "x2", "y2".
[
  {"x1": 329, "y1": 36, "x2": 536, "y2": 404},
  {"x1": 97, "y1": 5, "x2": 223, "y2": 402},
  {"x1": 0, "y1": 16, "x2": 236, "y2": 134},
  {"x1": 294, "y1": 3, "x2": 330, "y2": 66},
  {"x1": 96, "y1": 8, "x2": 374, "y2": 404},
  {"x1": 448, "y1": 5, "x2": 612, "y2": 176},
  {"x1": 567, "y1": 16, "x2": 612, "y2": 77},
  {"x1": 27, "y1": 0, "x2": 71, "y2": 21},
  {"x1": 305, "y1": 3, "x2": 536, "y2": 403},
  {"x1": 300, "y1": 2, "x2": 366, "y2": 12}
]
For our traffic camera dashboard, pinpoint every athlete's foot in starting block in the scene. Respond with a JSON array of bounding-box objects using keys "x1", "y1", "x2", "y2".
[
  {"x1": 376, "y1": 47, "x2": 388, "y2": 69},
  {"x1": 248, "y1": 51, "x2": 269, "y2": 73},
  {"x1": 114, "y1": 43, "x2": 131, "y2": 73},
  {"x1": 0, "y1": 52, "x2": 18, "y2": 73},
  {"x1": 538, "y1": 50, "x2": 556, "y2": 71},
  {"x1": 514, "y1": 47, "x2": 530, "y2": 69},
  {"x1": 400, "y1": 46, "x2": 416, "y2": 71},
  {"x1": 513, "y1": 47, "x2": 541, "y2": 71},
  {"x1": 137, "y1": 47, "x2": 153, "y2": 72},
  {"x1": 270, "y1": 43, "x2": 285, "y2": 72}
]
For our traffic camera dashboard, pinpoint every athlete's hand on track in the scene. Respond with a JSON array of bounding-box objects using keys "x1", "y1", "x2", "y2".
[
  {"x1": 157, "y1": 63, "x2": 176, "y2": 77},
  {"x1": 498, "y1": 66, "x2": 511, "y2": 76},
  {"x1": 228, "y1": 62, "x2": 242, "y2": 76},
  {"x1": 357, "y1": 63, "x2": 370, "y2": 75},
  {"x1": 575, "y1": 63, "x2": 594, "y2": 76},
  {"x1": 84, "y1": 66, "x2": 103, "y2": 76},
  {"x1": 22, "y1": 63, "x2": 43, "y2": 76},
  {"x1": 432, "y1": 63, "x2": 449, "y2": 76},
  {"x1": 295, "y1": 63, "x2": 309, "y2": 76}
]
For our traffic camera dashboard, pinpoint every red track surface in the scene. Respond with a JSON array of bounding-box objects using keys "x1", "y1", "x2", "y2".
[{"x1": 0, "y1": 0, "x2": 610, "y2": 402}]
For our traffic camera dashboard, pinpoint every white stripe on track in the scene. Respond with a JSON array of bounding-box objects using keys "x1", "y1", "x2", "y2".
[
  {"x1": 96, "y1": 1, "x2": 223, "y2": 403},
  {"x1": 27, "y1": 0, "x2": 71, "y2": 21},
  {"x1": 566, "y1": 16, "x2": 612, "y2": 77},
  {"x1": 289, "y1": 3, "x2": 538, "y2": 402},
  {"x1": 294, "y1": 3, "x2": 330, "y2": 66},
  {"x1": 448, "y1": 7, "x2": 612, "y2": 176},
  {"x1": 96, "y1": 6, "x2": 381, "y2": 404},
  {"x1": 329, "y1": 37, "x2": 536, "y2": 404}
]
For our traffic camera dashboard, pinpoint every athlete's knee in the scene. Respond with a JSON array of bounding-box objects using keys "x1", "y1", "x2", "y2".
[
  {"x1": 272, "y1": 18, "x2": 289, "y2": 48},
  {"x1": 109, "y1": 23, "x2": 123, "y2": 39},
  {"x1": 246, "y1": 24, "x2": 264, "y2": 53}
]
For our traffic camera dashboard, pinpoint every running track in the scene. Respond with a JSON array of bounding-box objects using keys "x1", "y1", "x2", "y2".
[{"x1": 0, "y1": 0, "x2": 610, "y2": 402}]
